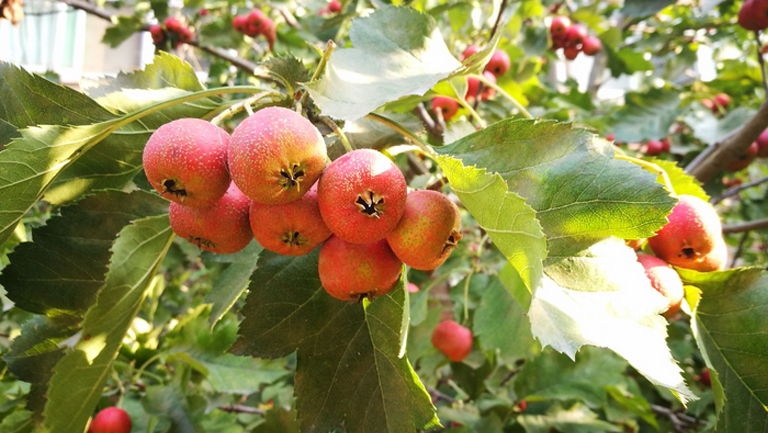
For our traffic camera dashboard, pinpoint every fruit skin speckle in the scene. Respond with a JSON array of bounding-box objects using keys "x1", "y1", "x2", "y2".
[
  {"x1": 143, "y1": 118, "x2": 231, "y2": 209},
  {"x1": 228, "y1": 107, "x2": 327, "y2": 205},
  {"x1": 169, "y1": 183, "x2": 253, "y2": 254}
]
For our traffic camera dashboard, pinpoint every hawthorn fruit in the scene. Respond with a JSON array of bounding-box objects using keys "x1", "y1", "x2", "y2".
[
  {"x1": 563, "y1": 47, "x2": 579, "y2": 60},
  {"x1": 387, "y1": 190, "x2": 462, "y2": 271},
  {"x1": 318, "y1": 149, "x2": 407, "y2": 244},
  {"x1": 738, "y1": 0, "x2": 768, "y2": 31},
  {"x1": 700, "y1": 368, "x2": 712, "y2": 388},
  {"x1": 648, "y1": 195, "x2": 722, "y2": 268},
  {"x1": 550, "y1": 16, "x2": 571, "y2": 37},
  {"x1": 431, "y1": 320, "x2": 473, "y2": 362},
  {"x1": 431, "y1": 96, "x2": 459, "y2": 121},
  {"x1": 229, "y1": 107, "x2": 327, "y2": 205},
  {"x1": 149, "y1": 25, "x2": 164, "y2": 44},
  {"x1": 713, "y1": 93, "x2": 731, "y2": 110},
  {"x1": 318, "y1": 236, "x2": 402, "y2": 301},
  {"x1": 249, "y1": 183, "x2": 331, "y2": 256},
  {"x1": 582, "y1": 36, "x2": 602, "y2": 56},
  {"x1": 460, "y1": 45, "x2": 480, "y2": 61},
  {"x1": 756, "y1": 129, "x2": 768, "y2": 157},
  {"x1": 465, "y1": 71, "x2": 496, "y2": 103},
  {"x1": 725, "y1": 141, "x2": 758, "y2": 172},
  {"x1": 88, "y1": 407, "x2": 131, "y2": 433},
  {"x1": 687, "y1": 237, "x2": 727, "y2": 272},
  {"x1": 328, "y1": 0, "x2": 342, "y2": 13},
  {"x1": 564, "y1": 24, "x2": 588, "y2": 47},
  {"x1": 169, "y1": 183, "x2": 252, "y2": 254},
  {"x1": 232, "y1": 15, "x2": 247, "y2": 33},
  {"x1": 164, "y1": 17, "x2": 182, "y2": 33},
  {"x1": 645, "y1": 139, "x2": 665, "y2": 156},
  {"x1": 143, "y1": 118, "x2": 231, "y2": 209},
  {"x1": 636, "y1": 254, "x2": 685, "y2": 319},
  {"x1": 485, "y1": 50, "x2": 510, "y2": 77}
]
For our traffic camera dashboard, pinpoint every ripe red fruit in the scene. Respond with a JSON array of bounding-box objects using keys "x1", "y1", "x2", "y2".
[
  {"x1": 725, "y1": 141, "x2": 758, "y2": 172},
  {"x1": 686, "y1": 237, "x2": 727, "y2": 272},
  {"x1": 738, "y1": 0, "x2": 768, "y2": 31},
  {"x1": 229, "y1": 107, "x2": 327, "y2": 205},
  {"x1": 645, "y1": 139, "x2": 665, "y2": 156},
  {"x1": 178, "y1": 27, "x2": 194, "y2": 44},
  {"x1": 713, "y1": 93, "x2": 731, "y2": 110},
  {"x1": 701, "y1": 99, "x2": 715, "y2": 112},
  {"x1": 701, "y1": 368, "x2": 711, "y2": 388},
  {"x1": 582, "y1": 36, "x2": 602, "y2": 56},
  {"x1": 318, "y1": 149, "x2": 407, "y2": 244},
  {"x1": 756, "y1": 129, "x2": 768, "y2": 157},
  {"x1": 407, "y1": 283, "x2": 419, "y2": 293},
  {"x1": 563, "y1": 47, "x2": 579, "y2": 60},
  {"x1": 261, "y1": 18, "x2": 276, "y2": 51},
  {"x1": 661, "y1": 138, "x2": 671, "y2": 153},
  {"x1": 198, "y1": 8, "x2": 210, "y2": 16},
  {"x1": 551, "y1": 35, "x2": 567, "y2": 50},
  {"x1": 606, "y1": 133, "x2": 616, "y2": 142},
  {"x1": 387, "y1": 190, "x2": 462, "y2": 271},
  {"x1": 636, "y1": 254, "x2": 684, "y2": 318},
  {"x1": 318, "y1": 236, "x2": 402, "y2": 301},
  {"x1": 431, "y1": 320, "x2": 473, "y2": 362},
  {"x1": 485, "y1": 50, "x2": 510, "y2": 77},
  {"x1": 249, "y1": 183, "x2": 331, "y2": 256},
  {"x1": 232, "y1": 15, "x2": 247, "y2": 33},
  {"x1": 565, "y1": 24, "x2": 588, "y2": 47},
  {"x1": 247, "y1": 9, "x2": 266, "y2": 30},
  {"x1": 550, "y1": 16, "x2": 571, "y2": 37},
  {"x1": 164, "y1": 17, "x2": 182, "y2": 33},
  {"x1": 149, "y1": 25, "x2": 165, "y2": 44},
  {"x1": 517, "y1": 400, "x2": 528, "y2": 412},
  {"x1": 431, "y1": 96, "x2": 459, "y2": 121},
  {"x1": 328, "y1": 0, "x2": 342, "y2": 13},
  {"x1": 460, "y1": 45, "x2": 480, "y2": 61},
  {"x1": 88, "y1": 407, "x2": 132, "y2": 433},
  {"x1": 648, "y1": 195, "x2": 722, "y2": 268},
  {"x1": 170, "y1": 183, "x2": 252, "y2": 254},
  {"x1": 465, "y1": 72, "x2": 496, "y2": 103},
  {"x1": 143, "y1": 118, "x2": 230, "y2": 209}
]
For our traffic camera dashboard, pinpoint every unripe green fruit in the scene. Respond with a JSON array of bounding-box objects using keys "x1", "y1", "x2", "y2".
[
  {"x1": 318, "y1": 149, "x2": 407, "y2": 244},
  {"x1": 249, "y1": 183, "x2": 331, "y2": 256},
  {"x1": 229, "y1": 107, "x2": 327, "y2": 204},
  {"x1": 431, "y1": 320, "x2": 473, "y2": 362},
  {"x1": 387, "y1": 190, "x2": 462, "y2": 271},
  {"x1": 88, "y1": 407, "x2": 131, "y2": 433},
  {"x1": 170, "y1": 183, "x2": 252, "y2": 254},
  {"x1": 636, "y1": 254, "x2": 684, "y2": 318},
  {"x1": 143, "y1": 118, "x2": 230, "y2": 208},
  {"x1": 318, "y1": 236, "x2": 402, "y2": 301},
  {"x1": 648, "y1": 195, "x2": 722, "y2": 267}
]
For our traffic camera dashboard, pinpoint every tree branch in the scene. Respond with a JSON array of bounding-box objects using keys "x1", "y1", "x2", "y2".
[
  {"x1": 687, "y1": 99, "x2": 768, "y2": 183},
  {"x1": 712, "y1": 175, "x2": 768, "y2": 205},
  {"x1": 489, "y1": 0, "x2": 509, "y2": 40},
  {"x1": 723, "y1": 217, "x2": 768, "y2": 234},
  {"x1": 219, "y1": 404, "x2": 266, "y2": 415},
  {"x1": 413, "y1": 103, "x2": 442, "y2": 141}
]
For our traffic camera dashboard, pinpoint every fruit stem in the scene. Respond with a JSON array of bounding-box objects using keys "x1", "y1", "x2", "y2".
[
  {"x1": 472, "y1": 73, "x2": 533, "y2": 119},
  {"x1": 319, "y1": 116, "x2": 354, "y2": 153},
  {"x1": 299, "y1": 39, "x2": 337, "y2": 108},
  {"x1": 756, "y1": 30, "x2": 768, "y2": 95},
  {"x1": 614, "y1": 154, "x2": 677, "y2": 196},
  {"x1": 365, "y1": 113, "x2": 436, "y2": 157},
  {"x1": 456, "y1": 96, "x2": 488, "y2": 128},
  {"x1": 462, "y1": 269, "x2": 473, "y2": 324},
  {"x1": 210, "y1": 91, "x2": 283, "y2": 125}
]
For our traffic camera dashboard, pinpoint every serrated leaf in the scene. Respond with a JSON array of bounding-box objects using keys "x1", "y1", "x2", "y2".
[
  {"x1": 649, "y1": 159, "x2": 709, "y2": 201},
  {"x1": 437, "y1": 120, "x2": 675, "y2": 261},
  {"x1": 684, "y1": 106, "x2": 755, "y2": 146},
  {"x1": 4, "y1": 315, "x2": 80, "y2": 384},
  {"x1": 256, "y1": 57, "x2": 310, "y2": 93},
  {"x1": 681, "y1": 267, "x2": 768, "y2": 432},
  {"x1": 518, "y1": 402, "x2": 622, "y2": 433},
  {"x1": 0, "y1": 190, "x2": 169, "y2": 315},
  {"x1": 198, "y1": 353, "x2": 288, "y2": 395},
  {"x1": 0, "y1": 62, "x2": 111, "y2": 146},
  {"x1": 231, "y1": 251, "x2": 439, "y2": 433},
  {"x1": 611, "y1": 89, "x2": 680, "y2": 142},
  {"x1": 474, "y1": 276, "x2": 535, "y2": 364},
  {"x1": 0, "y1": 410, "x2": 34, "y2": 433},
  {"x1": 102, "y1": 15, "x2": 145, "y2": 48},
  {"x1": 621, "y1": 0, "x2": 675, "y2": 18},
  {"x1": 530, "y1": 238, "x2": 696, "y2": 404},
  {"x1": 42, "y1": 215, "x2": 174, "y2": 433},
  {"x1": 205, "y1": 242, "x2": 262, "y2": 329},
  {"x1": 437, "y1": 155, "x2": 546, "y2": 292},
  {"x1": 305, "y1": 6, "x2": 461, "y2": 121}
]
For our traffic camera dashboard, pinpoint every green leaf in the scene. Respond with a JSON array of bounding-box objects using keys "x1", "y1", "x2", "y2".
[
  {"x1": 649, "y1": 159, "x2": 709, "y2": 201},
  {"x1": 205, "y1": 242, "x2": 262, "y2": 329},
  {"x1": 515, "y1": 347, "x2": 626, "y2": 407},
  {"x1": 231, "y1": 251, "x2": 439, "y2": 433},
  {"x1": 681, "y1": 268, "x2": 768, "y2": 431},
  {"x1": 4, "y1": 315, "x2": 80, "y2": 386},
  {"x1": 684, "y1": 106, "x2": 755, "y2": 146},
  {"x1": 102, "y1": 15, "x2": 145, "y2": 48},
  {"x1": 197, "y1": 353, "x2": 288, "y2": 395},
  {"x1": 252, "y1": 408, "x2": 300, "y2": 433},
  {"x1": 474, "y1": 277, "x2": 535, "y2": 364},
  {"x1": 0, "y1": 62, "x2": 111, "y2": 146},
  {"x1": 0, "y1": 410, "x2": 34, "y2": 433},
  {"x1": 611, "y1": 88, "x2": 681, "y2": 143},
  {"x1": 437, "y1": 155, "x2": 546, "y2": 292},
  {"x1": 605, "y1": 385, "x2": 658, "y2": 428},
  {"x1": 42, "y1": 215, "x2": 175, "y2": 433},
  {"x1": 142, "y1": 381, "x2": 206, "y2": 432},
  {"x1": 437, "y1": 120, "x2": 675, "y2": 260},
  {"x1": 530, "y1": 238, "x2": 696, "y2": 403},
  {"x1": 518, "y1": 402, "x2": 622, "y2": 433},
  {"x1": 621, "y1": 0, "x2": 675, "y2": 18},
  {"x1": 305, "y1": 6, "x2": 461, "y2": 121},
  {"x1": 0, "y1": 190, "x2": 169, "y2": 315},
  {"x1": 255, "y1": 57, "x2": 310, "y2": 94}
]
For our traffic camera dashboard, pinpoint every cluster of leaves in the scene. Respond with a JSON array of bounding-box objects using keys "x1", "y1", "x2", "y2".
[{"x1": 0, "y1": 1, "x2": 766, "y2": 433}]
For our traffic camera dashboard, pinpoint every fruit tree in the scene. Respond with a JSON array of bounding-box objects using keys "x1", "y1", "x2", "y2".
[{"x1": 1, "y1": 0, "x2": 768, "y2": 432}]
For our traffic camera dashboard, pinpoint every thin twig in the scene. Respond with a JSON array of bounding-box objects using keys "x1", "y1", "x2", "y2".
[
  {"x1": 427, "y1": 386, "x2": 456, "y2": 404},
  {"x1": 730, "y1": 231, "x2": 750, "y2": 268},
  {"x1": 473, "y1": 73, "x2": 533, "y2": 119},
  {"x1": 299, "y1": 40, "x2": 336, "y2": 108},
  {"x1": 723, "y1": 217, "x2": 768, "y2": 234},
  {"x1": 756, "y1": 30, "x2": 768, "y2": 94},
  {"x1": 712, "y1": 175, "x2": 768, "y2": 205},
  {"x1": 489, "y1": 0, "x2": 509, "y2": 40},
  {"x1": 210, "y1": 91, "x2": 282, "y2": 125},
  {"x1": 413, "y1": 103, "x2": 443, "y2": 140},
  {"x1": 318, "y1": 116, "x2": 353, "y2": 153},
  {"x1": 219, "y1": 405, "x2": 266, "y2": 415},
  {"x1": 649, "y1": 404, "x2": 707, "y2": 432}
]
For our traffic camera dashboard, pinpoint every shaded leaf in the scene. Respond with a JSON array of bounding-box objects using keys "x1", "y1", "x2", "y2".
[
  {"x1": 612, "y1": 89, "x2": 681, "y2": 143},
  {"x1": 4, "y1": 315, "x2": 80, "y2": 384},
  {"x1": 621, "y1": 0, "x2": 675, "y2": 18},
  {"x1": 205, "y1": 242, "x2": 263, "y2": 329},
  {"x1": 518, "y1": 402, "x2": 622, "y2": 433},
  {"x1": 102, "y1": 15, "x2": 145, "y2": 48},
  {"x1": 684, "y1": 106, "x2": 755, "y2": 147},
  {"x1": 256, "y1": 56, "x2": 310, "y2": 93},
  {"x1": 474, "y1": 276, "x2": 535, "y2": 364},
  {"x1": 198, "y1": 354, "x2": 288, "y2": 395}
]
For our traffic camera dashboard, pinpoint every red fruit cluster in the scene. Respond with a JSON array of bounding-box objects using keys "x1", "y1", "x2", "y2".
[
  {"x1": 149, "y1": 17, "x2": 194, "y2": 48},
  {"x1": 431, "y1": 320, "x2": 473, "y2": 362},
  {"x1": 701, "y1": 93, "x2": 730, "y2": 115},
  {"x1": 89, "y1": 407, "x2": 131, "y2": 433},
  {"x1": 738, "y1": 0, "x2": 768, "y2": 31},
  {"x1": 460, "y1": 46, "x2": 511, "y2": 78},
  {"x1": 232, "y1": 9, "x2": 276, "y2": 50},
  {"x1": 549, "y1": 16, "x2": 601, "y2": 60},
  {"x1": 631, "y1": 195, "x2": 727, "y2": 318},
  {"x1": 318, "y1": 0, "x2": 342, "y2": 16},
  {"x1": 142, "y1": 108, "x2": 461, "y2": 302},
  {"x1": 644, "y1": 138, "x2": 670, "y2": 156}
]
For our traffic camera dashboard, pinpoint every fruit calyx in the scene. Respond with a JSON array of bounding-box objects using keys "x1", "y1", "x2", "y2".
[
  {"x1": 443, "y1": 230, "x2": 463, "y2": 254},
  {"x1": 355, "y1": 190, "x2": 385, "y2": 218},
  {"x1": 161, "y1": 178, "x2": 188, "y2": 199},
  {"x1": 281, "y1": 230, "x2": 308, "y2": 247},
  {"x1": 278, "y1": 163, "x2": 306, "y2": 191},
  {"x1": 189, "y1": 236, "x2": 216, "y2": 250}
]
